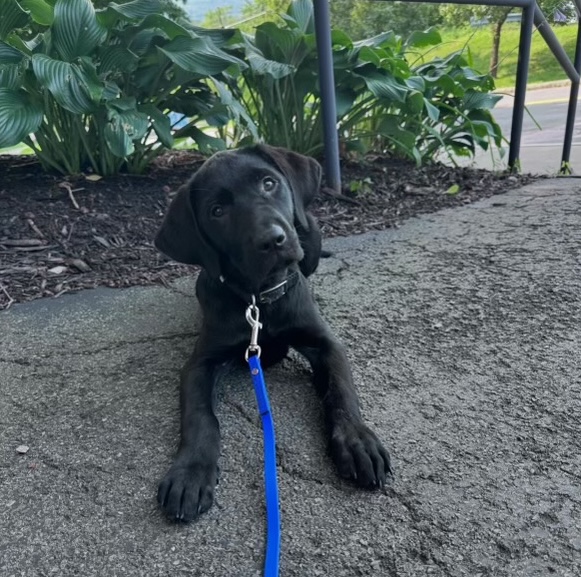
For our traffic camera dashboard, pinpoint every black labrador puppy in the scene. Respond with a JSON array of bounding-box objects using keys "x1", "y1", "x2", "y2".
[{"x1": 155, "y1": 144, "x2": 391, "y2": 521}]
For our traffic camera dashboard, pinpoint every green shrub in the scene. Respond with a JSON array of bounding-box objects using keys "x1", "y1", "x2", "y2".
[
  {"x1": 0, "y1": 0, "x2": 246, "y2": 174},
  {"x1": 226, "y1": 0, "x2": 504, "y2": 163}
]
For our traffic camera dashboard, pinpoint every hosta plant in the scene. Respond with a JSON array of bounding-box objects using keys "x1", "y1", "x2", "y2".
[
  {"x1": 0, "y1": 0, "x2": 247, "y2": 174},
  {"x1": 226, "y1": 0, "x2": 504, "y2": 163}
]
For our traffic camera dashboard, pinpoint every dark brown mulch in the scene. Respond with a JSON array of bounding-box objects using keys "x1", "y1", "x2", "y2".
[{"x1": 0, "y1": 152, "x2": 536, "y2": 311}]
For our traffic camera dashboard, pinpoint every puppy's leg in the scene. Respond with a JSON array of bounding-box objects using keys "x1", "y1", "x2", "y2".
[
  {"x1": 157, "y1": 347, "x2": 225, "y2": 521},
  {"x1": 295, "y1": 328, "x2": 392, "y2": 488}
]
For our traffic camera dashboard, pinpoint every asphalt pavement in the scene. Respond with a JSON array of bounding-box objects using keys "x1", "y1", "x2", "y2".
[{"x1": 1, "y1": 178, "x2": 581, "y2": 576}]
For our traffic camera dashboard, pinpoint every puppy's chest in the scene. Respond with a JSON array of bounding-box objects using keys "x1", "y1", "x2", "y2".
[
  {"x1": 238, "y1": 304, "x2": 295, "y2": 348},
  {"x1": 203, "y1": 295, "x2": 299, "y2": 352},
  {"x1": 261, "y1": 297, "x2": 300, "y2": 327},
  {"x1": 256, "y1": 325, "x2": 285, "y2": 347}
]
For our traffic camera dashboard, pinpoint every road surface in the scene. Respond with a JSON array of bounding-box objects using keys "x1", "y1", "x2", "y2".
[{"x1": 467, "y1": 84, "x2": 581, "y2": 174}]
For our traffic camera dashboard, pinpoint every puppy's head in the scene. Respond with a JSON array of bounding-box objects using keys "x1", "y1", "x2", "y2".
[{"x1": 155, "y1": 145, "x2": 321, "y2": 288}]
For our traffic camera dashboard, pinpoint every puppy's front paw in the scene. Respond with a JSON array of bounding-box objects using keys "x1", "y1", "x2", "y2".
[
  {"x1": 157, "y1": 460, "x2": 218, "y2": 522},
  {"x1": 330, "y1": 420, "x2": 392, "y2": 489}
]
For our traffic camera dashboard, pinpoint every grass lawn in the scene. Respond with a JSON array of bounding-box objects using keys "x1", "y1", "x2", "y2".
[
  {"x1": 415, "y1": 23, "x2": 578, "y2": 89},
  {"x1": 0, "y1": 143, "x2": 34, "y2": 155}
]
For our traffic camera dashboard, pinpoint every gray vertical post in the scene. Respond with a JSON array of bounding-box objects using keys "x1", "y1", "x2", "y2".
[
  {"x1": 313, "y1": 0, "x2": 341, "y2": 191},
  {"x1": 561, "y1": 17, "x2": 581, "y2": 174},
  {"x1": 509, "y1": 3, "x2": 534, "y2": 172}
]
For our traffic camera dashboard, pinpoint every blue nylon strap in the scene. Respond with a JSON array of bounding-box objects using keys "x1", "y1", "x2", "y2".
[{"x1": 248, "y1": 354, "x2": 281, "y2": 577}]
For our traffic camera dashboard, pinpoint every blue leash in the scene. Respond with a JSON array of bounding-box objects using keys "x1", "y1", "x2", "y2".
[{"x1": 245, "y1": 299, "x2": 281, "y2": 577}]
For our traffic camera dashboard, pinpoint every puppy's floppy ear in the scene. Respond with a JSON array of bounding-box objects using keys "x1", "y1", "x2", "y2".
[
  {"x1": 154, "y1": 182, "x2": 221, "y2": 278},
  {"x1": 253, "y1": 144, "x2": 322, "y2": 229}
]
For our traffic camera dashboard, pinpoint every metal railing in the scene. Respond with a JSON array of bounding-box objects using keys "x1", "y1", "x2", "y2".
[{"x1": 313, "y1": 0, "x2": 581, "y2": 190}]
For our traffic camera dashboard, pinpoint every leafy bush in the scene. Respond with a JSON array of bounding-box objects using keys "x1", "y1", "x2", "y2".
[
  {"x1": 220, "y1": 0, "x2": 321, "y2": 152},
  {"x1": 0, "y1": 0, "x2": 246, "y2": 174},
  {"x1": 226, "y1": 0, "x2": 503, "y2": 163}
]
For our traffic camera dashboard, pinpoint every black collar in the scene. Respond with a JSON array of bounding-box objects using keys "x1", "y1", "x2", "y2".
[{"x1": 219, "y1": 270, "x2": 300, "y2": 305}]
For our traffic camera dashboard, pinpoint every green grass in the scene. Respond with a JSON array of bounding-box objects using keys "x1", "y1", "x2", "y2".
[
  {"x1": 0, "y1": 143, "x2": 34, "y2": 155},
  {"x1": 414, "y1": 23, "x2": 578, "y2": 89}
]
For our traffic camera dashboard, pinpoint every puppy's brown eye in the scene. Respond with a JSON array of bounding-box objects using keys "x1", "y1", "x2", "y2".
[
  {"x1": 262, "y1": 177, "x2": 277, "y2": 192},
  {"x1": 211, "y1": 205, "x2": 224, "y2": 218}
]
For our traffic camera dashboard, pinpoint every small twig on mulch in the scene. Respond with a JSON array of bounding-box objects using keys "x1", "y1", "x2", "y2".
[
  {"x1": 0, "y1": 283, "x2": 14, "y2": 310},
  {"x1": 58, "y1": 181, "x2": 85, "y2": 211},
  {"x1": 26, "y1": 217, "x2": 45, "y2": 238},
  {"x1": 320, "y1": 186, "x2": 362, "y2": 206},
  {"x1": 1, "y1": 238, "x2": 45, "y2": 247}
]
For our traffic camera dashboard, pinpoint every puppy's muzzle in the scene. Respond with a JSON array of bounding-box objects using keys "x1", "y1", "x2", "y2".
[{"x1": 257, "y1": 224, "x2": 288, "y2": 253}]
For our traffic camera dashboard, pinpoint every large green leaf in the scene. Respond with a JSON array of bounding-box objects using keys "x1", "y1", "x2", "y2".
[
  {"x1": 165, "y1": 91, "x2": 209, "y2": 118},
  {"x1": 96, "y1": 0, "x2": 160, "y2": 28},
  {"x1": 32, "y1": 53, "x2": 97, "y2": 113},
  {"x1": 108, "y1": 96, "x2": 142, "y2": 113},
  {"x1": 0, "y1": 63, "x2": 24, "y2": 88},
  {"x1": 0, "y1": 0, "x2": 29, "y2": 41},
  {"x1": 158, "y1": 36, "x2": 244, "y2": 76},
  {"x1": 189, "y1": 26, "x2": 238, "y2": 48},
  {"x1": 244, "y1": 39, "x2": 294, "y2": 79},
  {"x1": 0, "y1": 87, "x2": 43, "y2": 147},
  {"x1": 176, "y1": 124, "x2": 225, "y2": 154},
  {"x1": 356, "y1": 46, "x2": 382, "y2": 67},
  {"x1": 0, "y1": 40, "x2": 25, "y2": 64},
  {"x1": 98, "y1": 45, "x2": 138, "y2": 74},
  {"x1": 52, "y1": 0, "x2": 107, "y2": 62},
  {"x1": 102, "y1": 80, "x2": 120, "y2": 101},
  {"x1": 139, "y1": 14, "x2": 190, "y2": 40},
  {"x1": 406, "y1": 90, "x2": 423, "y2": 114},
  {"x1": 353, "y1": 31, "x2": 397, "y2": 51},
  {"x1": 330, "y1": 29, "x2": 353, "y2": 49},
  {"x1": 378, "y1": 115, "x2": 417, "y2": 154},
  {"x1": 134, "y1": 62, "x2": 166, "y2": 92},
  {"x1": 104, "y1": 99, "x2": 148, "y2": 157},
  {"x1": 20, "y1": 0, "x2": 54, "y2": 25},
  {"x1": 285, "y1": 0, "x2": 314, "y2": 34},
  {"x1": 463, "y1": 90, "x2": 502, "y2": 110},
  {"x1": 4, "y1": 31, "x2": 43, "y2": 54},
  {"x1": 423, "y1": 98, "x2": 440, "y2": 122},
  {"x1": 0, "y1": 42, "x2": 26, "y2": 88},
  {"x1": 212, "y1": 78, "x2": 258, "y2": 140},
  {"x1": 405, "y1": 27, "x2": 442, "y2": 49},
  {"x1": 106, "y1": 0, "x2": 162, "y2": 20},
  {"x1": 335, "y1": 87, "x2": 356, "y2": 117},
  {"x1": 467, "y1": 110, "x2": 502, "y2": 145},
  {"x1": 405, "y1": 76, "x2": 425, "y2": 92},
  {"x1": 77, "y1": 56, "x2": 104, "y2": 102},
  {"x1": 468, "y1": 119, "x2": 496, "y2": 140},
  {"x1": 432, "y1": 75, "x2": 464, "y2": 98},
  {"x1": 139, "y1": 102, "x2": 172, "y2": 148},
  {"x1": 100, "y1": 7, "x2": 190, "y2": 41},
  {"x1": 127, "y1": 28, "x2": 158, "y2": 56},
  {"x1": 255, "y1": 23, "x2": 306, "y2": 65},
  {"x1": 360, "y1": 71, "x2": 407, "y2": 103}
]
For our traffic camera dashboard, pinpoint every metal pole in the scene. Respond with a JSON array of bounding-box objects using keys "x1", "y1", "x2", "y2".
[
  {"x1": 313, "y1": 0, "x2": 341, "y2": 191},
  {"x1": 509, "y1": 3, "x2": 534, "y2": 172},
  {"x1": 560, "y1": 17, "x2": 581, "y2": 174}
]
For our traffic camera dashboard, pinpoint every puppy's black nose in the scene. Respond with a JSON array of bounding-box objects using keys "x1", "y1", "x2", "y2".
[{"x1": 258, "y1": 224, "x2": 287, "y2": 252}]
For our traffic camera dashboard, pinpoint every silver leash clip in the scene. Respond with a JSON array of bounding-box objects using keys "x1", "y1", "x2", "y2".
[{"x1": 245, "y1": 295, "x2": 262, "y2": 361}]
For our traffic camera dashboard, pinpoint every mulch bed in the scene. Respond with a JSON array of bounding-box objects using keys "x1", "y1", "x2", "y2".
[{"x1": 0, "y1": 152, "x2": 536, "y2": 311}]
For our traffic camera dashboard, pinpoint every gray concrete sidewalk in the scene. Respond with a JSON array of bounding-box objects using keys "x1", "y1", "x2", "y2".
[{"x1": 1, "y1": 179, "x2": 580, "y2": 577}]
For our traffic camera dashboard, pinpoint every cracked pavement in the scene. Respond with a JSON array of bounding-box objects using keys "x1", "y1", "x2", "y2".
[{"x1": 1, "y1": 179, "x2": 581, "y2": 576}]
